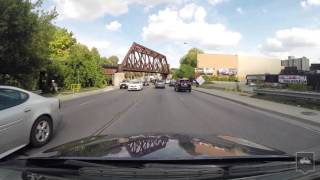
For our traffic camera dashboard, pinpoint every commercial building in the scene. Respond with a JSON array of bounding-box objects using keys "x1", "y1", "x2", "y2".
[
  {"x1": 281, "y1": 56, "x2": 309, "y2": 71},
  {"x1": 197, "y1": 54, "x2": 281, "y2": 81},
  {"x1": 310, "y1": 64, "x2": 320, "y2": 74}
]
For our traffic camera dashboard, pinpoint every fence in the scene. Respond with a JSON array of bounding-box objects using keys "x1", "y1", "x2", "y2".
[{"x1": 254, "y1": 89, "x2": 320, "y2": 102}]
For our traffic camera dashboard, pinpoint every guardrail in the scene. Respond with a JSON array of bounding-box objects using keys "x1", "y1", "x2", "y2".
[{"x1": 254, "y1": 89, "x2": 320, "y2": 102}]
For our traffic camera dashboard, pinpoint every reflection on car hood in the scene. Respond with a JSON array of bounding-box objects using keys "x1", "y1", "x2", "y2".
[{"x1": 35, "y1": 134, "x2": 287, "y2": 160}]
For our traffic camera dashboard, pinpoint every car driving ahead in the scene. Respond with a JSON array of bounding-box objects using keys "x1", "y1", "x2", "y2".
[
  {"x1": 0, "y1": 86, "x2": 62, "y2": 159},
  {"x1": 169, "y1": 79, "x2": 176, "y2": 87},
  {"x1": 174, "y1": 79, "x2": 192, "y2": 92},
  {"x1": 119, "y1": 80, "x2": 130, "y2": 89},
  {"x1": 127, "y1": 81, "x2": 143, "y2": 91},
  {"x1": 155, "y1": 80, "x2": 166, "y2": 88}
]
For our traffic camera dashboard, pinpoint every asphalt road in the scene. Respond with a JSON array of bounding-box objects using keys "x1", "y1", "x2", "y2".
[{"x1": 18, "y1": 85, "x2": 320, "y2": 157}]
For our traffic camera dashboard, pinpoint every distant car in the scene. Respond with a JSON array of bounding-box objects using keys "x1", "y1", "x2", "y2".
[
  {"x1": 0, "y1": 86, "x2": 62, "y2": 159},
  {"x1": 174, "y1": 79, "x2": 192, "y2": 92},
  {"x1": 169, "y1": 80, "x2": 176, "y2": 87},
  {"x1": 165, "y1": 79, "x2": 170, "y2": 84},
  {"x1": 299, "y1": 157, "x2": 312, "y2": 165},
  {"x1": 119, "y1": 80, "x2": 130, "y2": 89},
  {"x1": 143, "y1": 81, "x2": 149, "y2": 86},
  {"x1": 155, "y1": 80, "x2": 166, "y2": 88},
  {"x1": 248, "y1": 82, "x2": 256, "y2": 87},
  {"x1": 128, "y1": 81, "x2": 143, "y2": 91}
]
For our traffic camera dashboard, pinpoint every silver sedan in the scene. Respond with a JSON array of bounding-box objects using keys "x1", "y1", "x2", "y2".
[{"x1": 0, "y1": 86, "x2": 62, "y2": 159}]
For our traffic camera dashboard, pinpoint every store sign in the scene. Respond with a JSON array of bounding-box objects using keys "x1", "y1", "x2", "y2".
[
  {"x1": 195, "y1": 68, "x2": 214, "y2": 74},
  {"x1": 278, "y1": 75, "x2": 307, "y2": 84},
  {"x1": 218, "y1": 68, "x2": 237, "y2": 75},
  {"x1": 203, "y1": 68, "x2": 214, "y2": 74}
]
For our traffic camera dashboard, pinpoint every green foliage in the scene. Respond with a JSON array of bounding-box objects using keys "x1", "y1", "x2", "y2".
[
  {"x1": 287, "y1": 84, "x2": 310, "y2": 91},
  {"x1": 0, "y1": 0, "x2": 57, "y2": 89},
  {"x1": 203, "y1": 75, "x2": 238, "y2": 82},
  {"x1": 174, "y1": 48, "x2": 203, "y2": 79},
  {"x1": 0, "y1": 0, "x2": 109, "y2": 91},
  {"x1": 102, "y1": 55, "x2": 119, "y2": 65},
  {"x1": 63, "y1": 44, "x2": 106, "y2": 89},
  {"x1": 49, "y1": 27, "x2": 76, "y2": 61},
  {"x1": 180, "y1": 48, "x2": 204, "y2": 68},
  {"x1": 180, "y1": 64, "x2": 195, "y2": 79}
]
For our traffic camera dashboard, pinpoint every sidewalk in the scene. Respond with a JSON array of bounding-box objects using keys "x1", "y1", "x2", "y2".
[
  {"x1": 57, "y1": 86, "x2": 117, "y2": 102},
  {"x1": 194, "y1": 87, "x2": 320, "y2": 127}
]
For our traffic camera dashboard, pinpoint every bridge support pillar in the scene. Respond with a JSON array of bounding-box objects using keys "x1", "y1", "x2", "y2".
[{"x1": 113, "y1": 72, "x2": 125, "y2": 86}]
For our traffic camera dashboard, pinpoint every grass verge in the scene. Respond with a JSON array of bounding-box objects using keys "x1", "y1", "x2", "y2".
[{"x1": 41, "y1": 86, "x2": 107, "y2": 97}]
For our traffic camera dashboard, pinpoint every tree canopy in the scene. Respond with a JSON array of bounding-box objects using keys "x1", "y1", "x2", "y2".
[
  {"x1": 174, "y1": 48, "x2": 203, "y2": 79},
  {"x1": 180, "y1": 48, "x2": 204, "y2": 68},
  {"x1": 0, "y1": 0, "x2": 112, "y2": 91},
  {"x1": 102, "y1": 55, "x2": 119, "y2": 66},
  {"x1": 0, "y1": 0, "x2": 57, "y2": 89}
]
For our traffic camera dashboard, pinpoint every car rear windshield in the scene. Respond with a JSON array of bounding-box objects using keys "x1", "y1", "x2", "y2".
[{"x1": 179, "y1": 80, "x2": 190, "y2": 83}]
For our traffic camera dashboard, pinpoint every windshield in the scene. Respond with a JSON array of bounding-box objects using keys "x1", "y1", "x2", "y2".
[{"x1": 1, "y1": 0, "x2": 320, "y2": 179}]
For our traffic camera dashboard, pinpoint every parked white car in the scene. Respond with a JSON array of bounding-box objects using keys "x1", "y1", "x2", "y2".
[
  {"x1": 128, "y1": 81, "x2": 143, "y2": 91},
  {"x1": 0, "y1": 86, "x2": 62, "y2": 159}
]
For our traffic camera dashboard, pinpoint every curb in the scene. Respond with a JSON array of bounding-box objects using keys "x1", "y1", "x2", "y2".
[
  {"x1": 193, "y1": 88, "x2": 320, "y2": 128},
  {"x1": 58, "y1": 87, "x2": 117, "y2": 102}
]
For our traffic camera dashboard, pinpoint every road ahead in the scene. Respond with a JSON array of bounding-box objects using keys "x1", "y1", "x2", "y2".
[{"x1": 21, "y1": 86, "x2": 320, "y2": 157}]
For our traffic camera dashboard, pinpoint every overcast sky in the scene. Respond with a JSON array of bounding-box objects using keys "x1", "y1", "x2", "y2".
[{"x1": 44, "y1": 0, "x2": 320, "y2": 67}]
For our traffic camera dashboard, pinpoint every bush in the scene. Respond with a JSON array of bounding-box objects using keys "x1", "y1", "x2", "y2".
[
  {"x1": 287, "y1": 84, "x2": 310, "y2": 91},
  {"x1": 203, "y1": 75, "x2": 238, "y2": 82}
]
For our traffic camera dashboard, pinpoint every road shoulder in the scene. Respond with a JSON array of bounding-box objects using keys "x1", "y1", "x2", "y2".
[{"x1": 194, "y1": 87, "x2": 320, "y2": 128}]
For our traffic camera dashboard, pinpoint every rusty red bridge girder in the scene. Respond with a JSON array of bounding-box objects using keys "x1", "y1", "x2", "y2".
[
  {"x1": 102, "y1": 42, "x2": 170, "y2": 76},
  {"x1": 119, "y1": 42, "x2": 170, "y2": 75}
]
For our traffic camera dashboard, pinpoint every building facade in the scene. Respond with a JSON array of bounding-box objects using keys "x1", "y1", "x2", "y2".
[
  {"x1": 197, "y1": 54, "x2": 281, "y2": 81},
  {"x1": 281, "y1": 56, "x2": 309, "y2": 71}
]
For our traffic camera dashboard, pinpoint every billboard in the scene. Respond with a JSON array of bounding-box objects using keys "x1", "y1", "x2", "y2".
[
  {"x1": 278, "y1": 75, "x2": 307, "y2": 84},
  {"x1": 218, "y1": 68, "x2": 237, "y2": 75},
  {"x1": 195, "y1": 68, "x2": 214, "y2": 75}
]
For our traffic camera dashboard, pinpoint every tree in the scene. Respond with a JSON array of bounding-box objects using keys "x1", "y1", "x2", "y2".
[
  {"x1": 64, "y1": 44, "x2": 105, "y2": 89},
  {"x1": 180, "y1": 48, "x2": 204, "y2": 68},
  {"x1": 0, "y1": 0, "x2": 57, "y2": 89},
  {"x1": 180, "y1": 64, "x2": 195, "y2": 79},
  {"x1": 49, "y1": 27, "x2": 76, "y2": 61},
  {"x1": 102, "y1": 55, "x2": 119, "y2": 65},
  {"x1": 174, "y1": 48, "x2": 203, "y2": 79}
]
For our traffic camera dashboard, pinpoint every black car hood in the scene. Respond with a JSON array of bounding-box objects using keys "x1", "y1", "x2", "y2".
[{"x1": 34, "y1": 134, "x2": 287, "y2": 160}]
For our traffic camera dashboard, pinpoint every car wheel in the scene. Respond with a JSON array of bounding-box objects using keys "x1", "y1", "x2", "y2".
[
  {"x1": 189, "y1": 89, "x2": 192, "y2": 92},
  {"x1": 30, "y1": 116, "x2": 53, "y2": 147}
]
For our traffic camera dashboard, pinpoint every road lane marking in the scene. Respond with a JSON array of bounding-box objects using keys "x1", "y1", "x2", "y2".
[
  {"x1": 79, "y1": 101, "x2": 92, "y2": 106},
  {"x1": 91, "y1": 93, "x2": 144, "y2": 136}
]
